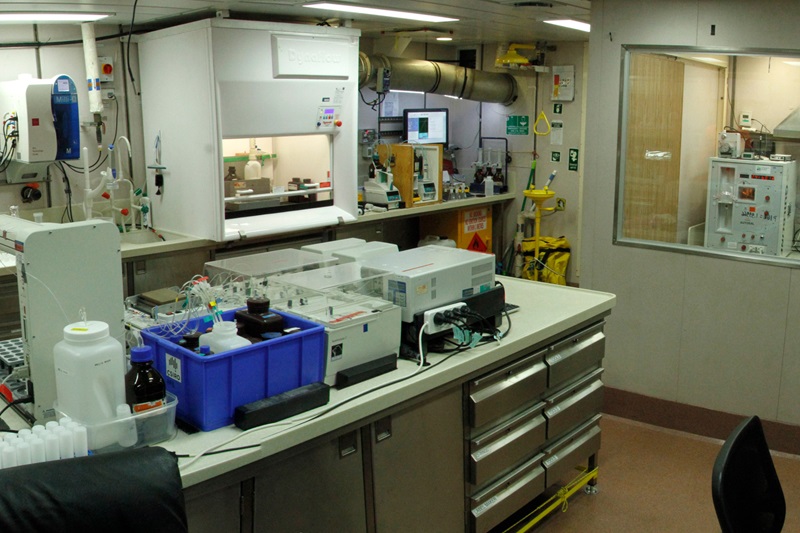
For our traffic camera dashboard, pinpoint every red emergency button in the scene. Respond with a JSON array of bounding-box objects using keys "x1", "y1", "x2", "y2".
[
  {"x1": 766, "y1": 195, "x2": 771, "y2": 202},
  {"x1": 334, "y1": 120, "x2": 343, "y2": 127},
  {"x1": 741, "y1": 245, "x2": 746, "y2": 251},
  {"x1": 764, "y1": 211, "x2": 770, "y2": 217},
  {"x1": 102, "y1": 63, "x2": 113, "y2": 75}
]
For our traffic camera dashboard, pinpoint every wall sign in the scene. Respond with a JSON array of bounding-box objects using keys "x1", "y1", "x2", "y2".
[{"x1": 506, "y1": 115, "x2": 529, "y2": 135}]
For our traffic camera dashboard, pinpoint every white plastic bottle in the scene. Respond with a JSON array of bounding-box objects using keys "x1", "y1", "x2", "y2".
[
  {"x1": 198, "y1": 321, "x2": 251, "y2": 355},
  {"x1": 53, "y1": 321, "x2": 126, "y2": 426}
]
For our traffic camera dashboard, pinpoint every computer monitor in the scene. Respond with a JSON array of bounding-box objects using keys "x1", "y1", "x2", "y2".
[{"x1": 403, "y1": 108, "x2": 449, "y2": 145}]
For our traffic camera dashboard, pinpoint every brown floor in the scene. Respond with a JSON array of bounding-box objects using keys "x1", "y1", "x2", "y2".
[{"x1": 506, "y1": 415, "x2": 800, "y2": 532}]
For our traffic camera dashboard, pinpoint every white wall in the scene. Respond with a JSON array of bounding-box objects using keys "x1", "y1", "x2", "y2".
[{"x1": 585, "y1": 0, "x2": 800, "y2": 424}]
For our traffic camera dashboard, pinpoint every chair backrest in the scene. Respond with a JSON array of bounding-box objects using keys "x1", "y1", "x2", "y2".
[
  {"x1": 0, "y1": 446, "x2": 188, "y2": 533},
  {"x1": 711, "y1": 415, "x2": 785, "y2": 533}
]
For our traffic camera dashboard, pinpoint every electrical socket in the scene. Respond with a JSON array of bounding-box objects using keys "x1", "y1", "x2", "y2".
[{"x1": 423, "y1": 302, "x2": 466, "y2": 334}]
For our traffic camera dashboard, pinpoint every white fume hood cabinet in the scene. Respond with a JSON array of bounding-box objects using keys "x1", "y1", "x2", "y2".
[
  {"x1": 138, "y1": 19, "x2": 360, "y2": 241},
  {"x1": 0, "y1": 75, "x2": 80, "y2": 183}
]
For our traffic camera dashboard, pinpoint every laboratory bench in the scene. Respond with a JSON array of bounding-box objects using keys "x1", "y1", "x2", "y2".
[{"x1": 160, "y1": 277, "x2": 615, "y2": 533}]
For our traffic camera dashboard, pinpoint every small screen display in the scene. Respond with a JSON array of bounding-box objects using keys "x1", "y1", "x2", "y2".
[
  {"x1": 738, "y1": 186, "x2": 756, "y2": 201},
  {"x1": 403, "y1": 108, "x2": 448, "y2": 145}
]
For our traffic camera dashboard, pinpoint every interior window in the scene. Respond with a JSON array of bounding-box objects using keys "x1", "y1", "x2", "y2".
[{"x1": 617, "y1": 47, "x2": 800, "y2": 262}]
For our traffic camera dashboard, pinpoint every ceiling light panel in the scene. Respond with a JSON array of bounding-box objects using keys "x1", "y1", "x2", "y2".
[
  {"x1": 304, "y1": 3, "x2": 458, "y2": 22},
  {"x1": 0, "y1": 12, "x2": 110, "y2": 23}
]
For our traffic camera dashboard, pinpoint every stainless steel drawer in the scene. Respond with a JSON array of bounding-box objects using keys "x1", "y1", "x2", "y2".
[
  {"x1": 546, "y1": 322, "x2": 605, "y2": 389},
  {"x1": 544, "y1": 369, "x2": 604, "y2": 440},
  {"x1": 469, "y1": 453, "x2": 546, "y2": 533},
  {"x1": 469, "y1": 402, "x2": 546, "y2": 488},
  {"x1": 468, "y1": 349, "x2": 548, "y2": 429},
  {"x1": 542, "y1": 414, "x2": 602, "y2": 487}
]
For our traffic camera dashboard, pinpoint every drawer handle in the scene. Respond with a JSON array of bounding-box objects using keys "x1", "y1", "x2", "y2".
[
  {"x1": 338, "y1": 431, "x2": 358, "y2": 458},
  {"x1": 375, "y1": 416, "x2": 392, "y2": 443}
]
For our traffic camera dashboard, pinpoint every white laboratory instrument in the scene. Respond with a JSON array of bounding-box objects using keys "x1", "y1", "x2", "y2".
[
  {"x1": 364, "y1": 181, "x2": 402, "y2": 209},
  {"x1": 717, "y1": 131, "x2": 744, "y2": 159},
  {"x1": 0, "y1": 216, "x2": 124, "y2": 421},
  {"x1": 0, "y1": 75, "x2": 80, "y2": 183},
  {"x1": 138, "y1": 19, "x2": 360, "y2": 242},
  {"x1": 301, "y1": 238, "x2": 367, "y2": 258},
  {"x1": 412, "y1": 146, "x2": 441, "y2": 205},
  {"x1": 705, "y1": 157, "x2": 796, "y2": 256},
  {"x1": 271, "y1": 263, "x2": 400, "y2": 386},
  {"x1": 364, "y1": 168, "x2": 402, "y2": 209},
  {"x1": 361, "y1": 245, "x2": 496, "y2": 323},
  {"x1": 332, "y1": 241, "x2": 399, "y2": 263}
]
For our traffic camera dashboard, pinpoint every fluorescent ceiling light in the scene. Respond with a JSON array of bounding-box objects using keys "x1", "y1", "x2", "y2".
[
  {"x1": 303, "y1": 3, "x2": 458, "y2": 23},
  {"x1": 0, "y1": 13, "x2": 110, "y2": 23},
  {"x1": 390, "y1": 89, "x2": 424, "y2": 95},
  {"x1": 784, "y1": 61, "x2": 800, "y2": 67},
  {"x1": 544, "y1": 19, "x2": 590, "y2": 32},
  {"x1": 436, "y1": 37, "x2": 453, "y2": 41}
]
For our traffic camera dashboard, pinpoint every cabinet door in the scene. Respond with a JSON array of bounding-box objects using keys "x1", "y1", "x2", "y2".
[
  {"x1": 184, "y1": 481, "x2": 242, "y2": 533},
  {"x1": 371, "y1": 386, "x2": 464, "y2": 532},
  {"x1": 253, "y1": 431, "x2": 367, "y2": 532}
]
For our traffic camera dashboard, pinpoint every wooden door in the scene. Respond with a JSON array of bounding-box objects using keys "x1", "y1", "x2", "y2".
[{"x1": 622, "y1": 54, "x2": 685, "y2": 243}]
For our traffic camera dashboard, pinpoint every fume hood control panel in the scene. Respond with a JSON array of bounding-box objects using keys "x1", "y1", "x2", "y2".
[{"x1": 316, "y1": 105, "x2": 342, "y2": 131}]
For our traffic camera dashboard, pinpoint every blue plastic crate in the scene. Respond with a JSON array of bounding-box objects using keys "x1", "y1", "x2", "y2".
[{"x1": 140, "y1": 308, "x2": 325, "y2": 431}]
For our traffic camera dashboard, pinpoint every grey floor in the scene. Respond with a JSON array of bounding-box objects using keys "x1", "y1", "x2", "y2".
[{"x1": 512, "y1": 414, "x2": 800, "y2": 532}]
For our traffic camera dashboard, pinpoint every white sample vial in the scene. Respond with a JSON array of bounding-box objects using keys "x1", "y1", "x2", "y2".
[
  {"x1": 116, "y1": 404, "x2": 138, "y2": 448},
  {"x1": 17, "y1": 428, "x2": 31, "y2": 440},
  {"x1": 58, "y1": 428, "x2": 74, "y2": 459},
  {"x1": 3, "y1": 434, "x2": 17, "y2": 444},
  {"x1": 30, "y1": 437, "x2": 45, "y2": 464},
  {"x1": 58, "y1": 416, "x2": 72, "y2": 427},
  {"x1": 15, "y1": 441, "x2": 30, "y2": 465},
  {"x1": 44, "y1": 433, "x2": 60, "y2": 461},
  {"x1": 45, "y1": 421, "x2": 59, "y2": 431},
  {"x1": 31, "y1": 425, "x2": 46, "y2": 436},
  {"x1": 2, "y1": 445, "x2": 16, "y2": 468},
  {"x1": 72, "y1": 426, "x2": 88, "y2": 458}
]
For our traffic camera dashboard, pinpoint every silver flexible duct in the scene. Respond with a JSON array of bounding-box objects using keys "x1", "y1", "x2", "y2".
[{"x1": 359, "y1": 52, "x2": 518, "y2": 106}]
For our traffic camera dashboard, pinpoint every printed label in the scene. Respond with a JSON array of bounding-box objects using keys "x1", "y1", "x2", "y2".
[
  {"x1": 165, "y1": 353, "x2": 182, "y2": 383},
  {"x1": 473, "y1": 496, "x2": 499, "y2": 516},
  {"x1": 132, "y1": 399, "x2": 164, "y2": 413}
]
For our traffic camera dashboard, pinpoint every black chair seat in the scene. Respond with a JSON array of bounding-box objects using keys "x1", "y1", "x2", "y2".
[{"x1": 712, "y1": 415, "x2": 785, "y2": 533}]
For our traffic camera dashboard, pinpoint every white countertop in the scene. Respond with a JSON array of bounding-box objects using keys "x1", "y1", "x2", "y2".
[{"x1": 163, "y1": 277, "x2": 616, "y2": 487}]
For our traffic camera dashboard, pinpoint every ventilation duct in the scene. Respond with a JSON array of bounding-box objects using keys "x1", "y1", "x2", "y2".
[{"x1": 358, "y1": 52, "x2": 518, "y2": 106}]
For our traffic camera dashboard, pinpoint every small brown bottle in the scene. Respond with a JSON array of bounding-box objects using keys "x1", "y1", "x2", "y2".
[{"x1": 125, "y1": 346, "x2": 166, "y2": 413}]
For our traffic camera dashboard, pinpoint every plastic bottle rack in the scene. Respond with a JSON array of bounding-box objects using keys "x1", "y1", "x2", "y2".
[{"x1": 0, "y1": 417, "x2": 89, "y2": 468}]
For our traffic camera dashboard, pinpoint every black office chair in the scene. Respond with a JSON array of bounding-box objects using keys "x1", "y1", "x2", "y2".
[
  {"x1": 712, "y1": 415, "x2": 785, "y2": 533},
  {"x1": 0, "y1": 446, "x2": 188, "y2": 532}
]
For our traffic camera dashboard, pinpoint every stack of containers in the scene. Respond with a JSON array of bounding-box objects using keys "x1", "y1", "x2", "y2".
[{"x1": 0, "y1": 417, "x2": 88, "y2": 468}]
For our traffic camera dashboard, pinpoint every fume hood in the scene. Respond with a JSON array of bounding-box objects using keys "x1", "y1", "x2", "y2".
[
  {"x1": 137, "y1": 19, "x2": 359, "y2": 241},
  {"x1": 775, "y1": 107, "x2": 800, "y2": 139}
]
